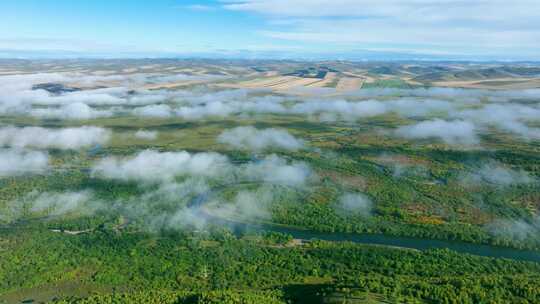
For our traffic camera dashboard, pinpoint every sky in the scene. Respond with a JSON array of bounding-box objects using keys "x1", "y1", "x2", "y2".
[{"x1": 1, "y1": 0, "x2": 539, "y2": 61}]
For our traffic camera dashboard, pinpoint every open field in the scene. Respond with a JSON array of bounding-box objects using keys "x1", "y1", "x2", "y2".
[{"x1": 433, "y1": 78, "x2": 540, "y2": 90}]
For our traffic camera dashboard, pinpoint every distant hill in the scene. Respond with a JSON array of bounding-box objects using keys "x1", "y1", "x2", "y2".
[
  {"x1": 283, "y1": 66, "x2": 339, "y2": 79},
  {"x1": 412, "y1": 67, "x2": 536, "y2": 82}
]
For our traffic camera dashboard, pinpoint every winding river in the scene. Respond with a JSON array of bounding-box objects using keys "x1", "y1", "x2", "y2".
[{"x1": 191, "y1": 184, "x2": 540, "y2": 263}]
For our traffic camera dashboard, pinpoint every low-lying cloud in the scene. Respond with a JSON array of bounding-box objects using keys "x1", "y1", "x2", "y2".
[
  {"x1": 218, "y1": 126, "x2": 304, "y2": 151},
  {"x1": 487, "y1": 217, "x2": 540, "y2": 242},
  {"x1": 30, "y1": 102, "x2": 114, "y2": 120},
  {"x1": 336, "y1": 192, "x2": 373, "y2": 217},
  {"x1": 456, "y1": 104, "x2": 540, "y2": 141},
  {"x1": 395, "y1": 119, "x2": 478, "y2": 145},
  {"x1": 0, "y1": 149, "x2": 49, "y2": 177},
  {"x1": 92, "y1": 148, "x2": 314, "y2": 187},
  {"x1": 0, "y1": 126, "x2": 110, "y2": 149},
  {"x1": 132, "y1": 104, "x2": 173, "y2": 118},
  {"x1": 2, "y1": 72, "x2": 540, "y2": 147},
  {"x1": 242, "y1": 154, "x2": 313, "y2": 186},
  {"x1": 462, "y1": 162, "x2": 534, "y2": 186},
  {"x1": 1, "y1": 190, "x2": 98, "y2": 223},
  {"x1": 29, "y1": 190, "x2": 95, "y2": 216},
  {"x1": 376, "y1": 154, "x2": 428, "y2": 178},
  {"x1": 209, "y1": 188, "x2": 273, "y2": 221},
  {"x1": 134, "y1": 130, "x2": 158, "y2": 140},
  {"x1": 91, "y1": 150, "x2": 230, "y2": 182}
]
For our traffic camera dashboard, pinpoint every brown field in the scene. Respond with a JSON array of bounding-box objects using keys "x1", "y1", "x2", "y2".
[
  {"x1": 336, "y1": 77, "x2": 365, "y2": 91},
  {"x1": 433, "y1": 78, "x2": 540, "y2": 90}
]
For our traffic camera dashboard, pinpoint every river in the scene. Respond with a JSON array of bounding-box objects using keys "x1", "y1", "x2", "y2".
[{"x1": 191, "y1": 185, "x2": 540, "y2": 263}]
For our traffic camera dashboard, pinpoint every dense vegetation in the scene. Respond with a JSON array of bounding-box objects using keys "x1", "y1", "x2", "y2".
[
  {"x1": 2, "y1": 228, "x2": 540, "y2": 303},
  {"x1": 2, "y1": 115, "x2": 538, "y2": 251}
]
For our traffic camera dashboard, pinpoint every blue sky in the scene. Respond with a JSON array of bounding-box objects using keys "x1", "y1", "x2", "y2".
[{"x1": 1, "y1": 0, "x2": 539, "y2": 60}]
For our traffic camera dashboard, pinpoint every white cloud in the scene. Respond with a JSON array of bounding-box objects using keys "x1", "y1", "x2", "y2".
[
  {"x1": 132, "y1": 104, "x2": 173, "y2": 118},
  {"x1": 92, "y1": 150, "x2": 313, "y2": 187},
  {"x1": 175, "y1": 101, "x2": 235, "y2": 120},
  {"x1": 112, "y1": 178, "x2": 211, "y2": 231},
  {"x1": 456, "y1": 104, "x2": 540, "y2": 140},
  {"x1": 0, "y1": 126, "x2": 110, "y2": 149},
  {"x1": 2, "y1": 190, "x2": 99, "y2": 222},
  {"x1": 291, "y1": 99, "x2": 387, "y2": 120},
  {"x1": 222, "y1": 0, "x2": 540, "y2": 58},
  {"x1": 29, "y1": 191, "x2": 95, "y2": 216},
  {"x1": 376, "y1": 153, "x2": 428, "y2": 178},
  {"x1": 35, "y1": 88, "x2": 126, "y2": 106},
  {"x1": 210, "y1": 188, "x2": 272, "y2": 221},
  {"x1": 182, "y1": 4, "x2": 217, "y2": 12},
  {"x1": 224, "y1": 0, "x2": 533, "y2": 20},
  {"x1": 0, "y1": 72, "x2": 217, "y2": 119},
  {"x1": 337, "y1": 192, "x2": 373, "y2": 217},
  {"x1": 463, "y1": 162, "x2": 534, "y2": 186},
  {"x1": 134, "y1": 130, "x2": 158, "y2": 140},
  {"x1": 0, "y1": 149, "x2": 49, "y2": 176},
  {"x1": 488, "y1": 217, "x2": 540, "y2": 241},
  {"x1": 91, "y1": 150, "x2": 231, "y2": 182},
  {"x1": 243, "y1": 154, "x2": 312, "y2": 186},
  {"x1": 395, "y1": 119, "x2": 478, "y2": 145},
  {"x1": 30, "y1": 102, "x2": 114, "y2": 120},
  {"x1": 350, "y1": 87, "x2": 540, "y2": 100},
  {"x1": 218, "y1": 126, "x2": 304, "y2": 151},
  {"x1": 387, "y1": 98, "x2": 455, "y2": 118}
]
